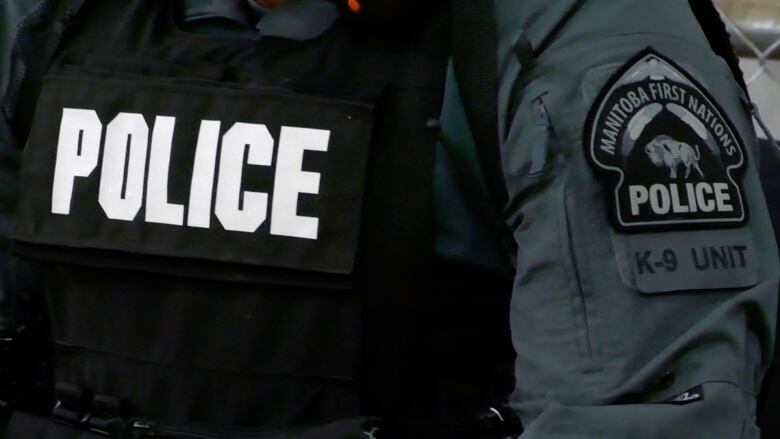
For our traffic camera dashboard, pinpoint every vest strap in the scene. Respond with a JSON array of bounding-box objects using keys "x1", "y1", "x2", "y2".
[
  {"x1": 450, "y1": 0, "x2": 518, "y2": 257},
  {"x1": 450, "y1": 0, "x2": 504, "y2": 212}
]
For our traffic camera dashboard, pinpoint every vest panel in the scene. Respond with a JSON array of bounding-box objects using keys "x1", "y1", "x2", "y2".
[
  {"x1": 10, "y1": 0, "x2": 450, "y2": 427},
  {"x1": 10, "y1": 0, "x2": 515, "y2": 430}
]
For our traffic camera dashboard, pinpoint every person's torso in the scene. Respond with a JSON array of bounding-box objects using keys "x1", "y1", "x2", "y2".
[{"x1": 8, "y1": 0, "x2": 515, "y2": 430}]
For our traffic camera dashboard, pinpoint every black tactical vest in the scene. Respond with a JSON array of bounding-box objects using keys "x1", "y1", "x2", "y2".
[{"x1": 6, "y1": 0, "x2": 515, "y2": 434}]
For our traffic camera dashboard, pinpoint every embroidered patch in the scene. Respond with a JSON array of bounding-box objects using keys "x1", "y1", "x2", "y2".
[{"x1": 586, "y1": 49, "x2": 748, "y2": 231}]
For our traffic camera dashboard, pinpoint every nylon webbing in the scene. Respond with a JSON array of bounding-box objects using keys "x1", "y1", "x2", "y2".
[
  {"x1": 450, "y1": 0, "x2": 521, "y2": 258},
  {"x1": 12, "y1": 0, "x2": 89, "y2": 144},
  {"x1": 451, "y1": 0, "x2": 506, "y2": 215}
]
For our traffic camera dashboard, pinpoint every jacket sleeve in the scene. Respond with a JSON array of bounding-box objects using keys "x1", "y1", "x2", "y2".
[{"x1": 493, "y1": 0, "x2": 779, "y2": 437}]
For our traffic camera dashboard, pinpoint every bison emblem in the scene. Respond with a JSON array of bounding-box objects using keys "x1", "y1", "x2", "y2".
[{"x1": 644, "y1": 135, "x2": 705, "y2": 179}]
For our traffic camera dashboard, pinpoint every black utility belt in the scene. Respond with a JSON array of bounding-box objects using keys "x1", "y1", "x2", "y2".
[{"x1": 8, "y1": 400, "x2": 523, "y2": 439}]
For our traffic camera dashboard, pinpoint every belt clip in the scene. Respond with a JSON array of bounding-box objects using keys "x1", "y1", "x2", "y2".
[
  {"x1": 51, "y1": 383, "x2": 124, "y2": 436},
  {"x1": 130, "y1": 420, "x2": 156, "y2": 437},
  {"x1": 51, "y1": 382, "x2": 92, "y2": 427},
  {"x1": 0, "y1": 327, "x2": 16, "y2": 408},
  {"x1": 0, "y1": 325, "x2": 28, "y2": 417},
  {"x1": 88, "y1": 394, "x2": 124, "y2": 436},
  {"x1": 476, "y1": 405, "x2": 524, "y2": 438}
]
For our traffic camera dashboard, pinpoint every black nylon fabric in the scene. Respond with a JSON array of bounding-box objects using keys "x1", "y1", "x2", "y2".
[
  {"x1": 450, "y1": 0, "x2": 520, "y2": 264},
  {"x1": 450, "y1": 0, "x2": 504, "y2": 214},
  {"x1": 3, "y1": 410, "x2": 376, "y2": 438},
  {"x1": 4, "y1": 0, "x2": 512, "y2": 430},
  {"x1": 758, "y1": 138, "x2": 780, "y2": 439},
  {"x1": 11, "y1": 0, "x2": 82, "y2": 142},
  {"x1": 45, "y1": 265, "x2": 362, "y2": 424},
  {"x1": 3, "y1": 411, "x2": 109, "y2": 439},
  {"x1": 2, "y1": 409, "x2": 508, "y2": 438}
]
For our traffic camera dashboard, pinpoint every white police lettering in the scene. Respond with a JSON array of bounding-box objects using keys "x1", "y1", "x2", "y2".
[
  {"x1": 187, "y1": 120, "x2": 221, "y2": 229},
  {"x1": 271, "y1": 127, "x2": 330, "y2": 240},
  {"x1": 628, "y1": 182, "x2": 733, "y2": 216},
  {"x1": 215, "y1": 122, "x2": 274, "y2": 233},
  {"x1": 99, "y1": 113, "x2": 149, "y2": 221},
  {"x1": 146, "y1": 116, "x2": 185, "y2": 226},
  {"x1": 51, "y1": 108, "x2": 102, "y2": 215},
  {"x1": 50, "y1": 110, "x2": 330, "y2": 239}
]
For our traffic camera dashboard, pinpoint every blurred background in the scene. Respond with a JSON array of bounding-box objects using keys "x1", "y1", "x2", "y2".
[{"x1": 716, "y1": 0, "x2": 780, "y2": 139}]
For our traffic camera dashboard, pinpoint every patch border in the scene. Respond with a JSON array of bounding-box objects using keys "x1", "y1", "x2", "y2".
[{"x1": 584, "y1": 47, "x2": 750, "y2": 232}]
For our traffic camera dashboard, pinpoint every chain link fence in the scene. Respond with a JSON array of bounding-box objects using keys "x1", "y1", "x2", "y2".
[{"x1": 715, "y1": 0, "x2": 780, "y2": 138}]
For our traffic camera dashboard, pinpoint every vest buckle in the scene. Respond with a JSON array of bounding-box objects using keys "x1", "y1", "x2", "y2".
[
  {"x1": 0, "y1": 326, "x2": 22, "y2": 418},
  {"x1": 51, "y1": 382, "x2": 125, "y2": 436},
  {"x1": 475, "y1": 405, "x2": 524, "y2": 438}
]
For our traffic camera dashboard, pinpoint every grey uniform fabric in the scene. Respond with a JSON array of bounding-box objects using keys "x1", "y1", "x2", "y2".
[{"x1": 475, "y1": 0, "x2": 778, "y2": 436}]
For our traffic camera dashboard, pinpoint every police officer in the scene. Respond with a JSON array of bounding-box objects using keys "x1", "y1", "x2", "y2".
[
  {"x1": 1, "y1": 1, "x2": 778, "y2": 439},
  {"x1": 486, "y1": 1, "x2": 779, "y2": 437},
  {"x1": 0, "y1": 0, "x2": 516, "y2": 437}
]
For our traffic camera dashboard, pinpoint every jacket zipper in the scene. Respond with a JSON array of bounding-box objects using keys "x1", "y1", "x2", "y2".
[{"x1": 560, "y1": 186, "x2": 599, "y2": 371}]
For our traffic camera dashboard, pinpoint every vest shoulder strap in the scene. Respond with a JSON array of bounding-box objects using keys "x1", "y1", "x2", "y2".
[
  {"x1": 451, "y1": 0, "x2": 521, "y2": 258},
  {"x1": 450, "y1": 0, "x2": 506, "y2": 212}
]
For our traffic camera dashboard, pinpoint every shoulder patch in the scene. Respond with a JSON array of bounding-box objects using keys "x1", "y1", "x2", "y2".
[{"x1": 585, "y1": 48, "x2": 748, "y2": 231}]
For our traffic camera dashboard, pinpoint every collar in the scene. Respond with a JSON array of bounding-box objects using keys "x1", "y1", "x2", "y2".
[{"x1": 181, "y1": 0, "x2": 340, "y2": 41}]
